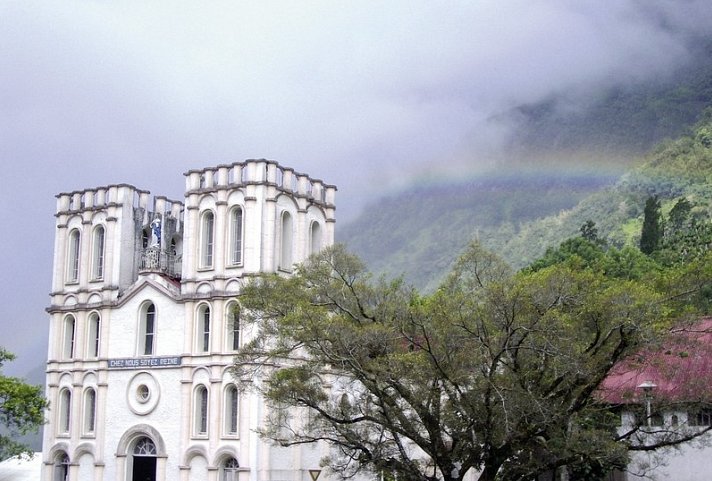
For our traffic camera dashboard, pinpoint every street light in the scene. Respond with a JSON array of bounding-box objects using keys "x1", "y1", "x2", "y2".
[{"x1": 637, "y1": 380, "x2": 657, "y2": 427}]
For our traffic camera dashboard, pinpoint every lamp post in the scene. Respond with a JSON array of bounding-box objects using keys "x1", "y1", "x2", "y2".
[{"x1": 637, "y1": 380, "x2": 657, "y2": 427}]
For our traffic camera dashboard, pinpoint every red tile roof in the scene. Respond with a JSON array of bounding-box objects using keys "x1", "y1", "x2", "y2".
[{"x1": 599, "y1": 318, "x2": 712, "y2": 404}]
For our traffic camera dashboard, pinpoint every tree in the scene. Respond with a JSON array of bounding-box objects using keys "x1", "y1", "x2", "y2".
[
  {"x1": 0, "y1": 348, "x2": 47, "y2": 460},
  {"x1": 667, "y1": 197, "x2": 692, "y2": 235},
  {"x1": 235, "y1": 244, "x2": 712, "y2": 481},
  {"x1": 580, "y1": 220, "x2": 600, "y2": 243},
  {"x1": 526, "y1": 236, "x2": 605, "y2": 273},
  {"x1": 640, "y1": 196, "x2": 663, "y2": 255},
  {"x1": 598, "y1": 246, "x2": 659, "y2": 281}
]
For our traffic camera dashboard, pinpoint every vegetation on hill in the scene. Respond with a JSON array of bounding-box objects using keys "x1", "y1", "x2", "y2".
[
  {"x1": 341, "y1": 111, "x2": 712, "y2": 289},
  {"x1": 338, "y1": 172, "x2": 614, "y2": 290},
  {"x1": 340, "y1": 43, "x2": 712, "y2": 289},
  {"x1": 500, "y1": 112, "x2": 712, "y2": 269}
]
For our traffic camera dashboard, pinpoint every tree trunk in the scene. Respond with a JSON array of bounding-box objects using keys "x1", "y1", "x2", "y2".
[{"x1": 476, "y1": 464, "x2": 501, "y2": 481}]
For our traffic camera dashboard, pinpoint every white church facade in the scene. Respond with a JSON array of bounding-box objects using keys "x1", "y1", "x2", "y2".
[{"x1": 42, "y1": 160, "x2": 337, "y2": 481}]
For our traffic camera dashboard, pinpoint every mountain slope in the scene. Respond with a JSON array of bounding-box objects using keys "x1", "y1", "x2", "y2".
[
  {"x1": 500, "y1": 112, "x2": 712, "y2": 267},
  {"x1": 341, "y1": 43, "x2": 712, "y2": 289},
  {"x1": 340, "y1": 113, "x2": 712, "y2": 290},
  {"x1": 338, "y1": 170, "x2": 615, "y2": 290}
]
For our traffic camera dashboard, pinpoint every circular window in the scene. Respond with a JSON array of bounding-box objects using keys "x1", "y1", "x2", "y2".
[
  {"x1": 136, "y1": 384, "x2": 150, "y2": 403},
  {"x1": 127, "y1": 372, "x2": 160, "y2": 415}
]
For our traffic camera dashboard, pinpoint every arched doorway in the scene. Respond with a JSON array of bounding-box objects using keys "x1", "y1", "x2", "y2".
[
  {"x1": 219, "y1": 456, "x2": 239, "y2": 481},
  {"x1": 117, "y1": 424, "x2": 167, "y2": 481},
  {"x1": 53, "y1": 451, "x2": 70, "y2": 481},
  {"x1": 131, "y1": 436, "x2": 157, "y2": 481}
]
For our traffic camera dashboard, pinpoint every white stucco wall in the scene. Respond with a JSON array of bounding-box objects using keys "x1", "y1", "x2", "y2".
[{"x1": 627, "y1": 435, "x2": 712, "y2": 481}]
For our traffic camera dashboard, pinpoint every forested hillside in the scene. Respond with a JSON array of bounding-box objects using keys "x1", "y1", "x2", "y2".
[
  {"x1": 498, "y1": 113, "x2": 712, "y2": 266},
  {"x1": 339, "y1": 169, "x2": 616, "y2": 290},
  {"x1": 342, "y1": 113, "x2": 712, "y2": 289}
]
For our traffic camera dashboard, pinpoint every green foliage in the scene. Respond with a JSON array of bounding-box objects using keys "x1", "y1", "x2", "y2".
[
  {"x1": 340, "y1": 172, "x2": 616, "y2": 291},
  {"x1": 527, "y1": 234, "x2": 661, "y2": 284},
  {"x1": 526, "y1": 214, "x2": 712, "y2": 317},
  {"x1": 526, "y1": 237, "x2": 606, "y2": 273},
  {"x1": 650, "y1": 193, "x2": 712, "y2": 272},
  {"x1": 580, "y1": 220, "x2": 601, "y2": 243},
  {"x1": 0, "y1": 348, "x2": 47, "y2": 460},
  {"x1": 667, "y1": 197, "x2": 693, "y2": 234},
  {"x1": 235, "y1": 244, "x2": 712, "y2": 481},
  {"x1": 651, "y1": 251, "x2": 712, "y2": 316},
  {"x1": 640, "y1": 196, "x2": 663, "y2": 254},
  {"x1": 696, "y1": 125, "x2": 712, "y2": 147},
  {"x1": 599, "y1": 246, "x2": 660, "y2": 281}
]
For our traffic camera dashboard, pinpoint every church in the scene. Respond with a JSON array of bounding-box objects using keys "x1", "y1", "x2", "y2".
[{"x1": 41, "y1": 160, "x2": 337, "y2": 481}]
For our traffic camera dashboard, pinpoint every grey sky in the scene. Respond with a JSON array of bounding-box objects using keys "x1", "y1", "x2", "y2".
[{"x1": 2, "y1": 0, "x2": 712, "y2": 376}]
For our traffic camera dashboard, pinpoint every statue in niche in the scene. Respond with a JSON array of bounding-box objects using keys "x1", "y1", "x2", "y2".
[{"x1": 150, "y1": 218, "x2": 161, "y2": 247}]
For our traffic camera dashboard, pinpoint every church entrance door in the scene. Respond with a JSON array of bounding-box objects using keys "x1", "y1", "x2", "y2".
[{"x1": 131, "y1": 436, "x2": 157, "y2": 481}]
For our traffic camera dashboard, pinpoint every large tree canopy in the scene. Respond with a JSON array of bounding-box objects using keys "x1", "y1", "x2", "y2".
[
  {"x1": 0, "y1": 348, "x2": 46, "y2": 460},
  {"x1": 235, "y1": 243, "x2": 712, "y2": 481}
]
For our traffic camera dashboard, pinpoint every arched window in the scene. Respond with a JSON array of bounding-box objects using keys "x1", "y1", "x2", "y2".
[
  {"x1": 142, "y1": 227, "x2": 150, "y2": 249},
  {"x1": 220, "y1": 456, "x2": 240, "y2": 481},
  {"x1": 228, "y1": 207, "x2": 244, "y2": 266},
  {"x1": 58, "y1": 388, "x2": 71, "y2": 434},
  {"x1": 200, "y1": 211, "x2": 215, "y2": 268},
  {"x1": 62, "y1": 315, "x2": 76, "y2": 359},
  {"x1": 310, "y1": 221, "x2": 322, "y2": 255},
  {"x1": 224, "y1": 385, "x2": 239, "y2": 436},
  {"x1": 139, "y1": 303, "x2": 156, "y2": 356},
  {"x1": 91, "y1": 225, "x2": 105, "y2": 280},
  {"x1": 67, "y1": 229, "x2": 81, "y2": 282},
  {"x1": 133, "y1": 436, "x2": 157, "y2": 455},
  {"x1": 226, "y1": 303, "x2": 240, "y2": 351},
  {"x1": 279, "y1": 211, "x2": 293, "y2": 270},
  {"x1": 194, "y1": 385, "x2": 209, "y2": 436},
  {"x1": 172, "y1": 234, "x2": 183, "y2": 277},
  {"x1": 83, "y1": 388, "x2": 96, "y2": 435},
  {"x1": 53, "y1": 452, "x2": 69, "y2": 481},
  {"x1": 197, "y1": 305, "x2": 211, "y2": 352},
  {"x1": 87, "y1": 313, "x2": 100, "y2": 358}
]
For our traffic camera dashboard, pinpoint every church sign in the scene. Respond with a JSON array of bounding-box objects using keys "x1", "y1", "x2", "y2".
[{"x1": 108, "y1": 356, "x2": 182, "y2": 369}]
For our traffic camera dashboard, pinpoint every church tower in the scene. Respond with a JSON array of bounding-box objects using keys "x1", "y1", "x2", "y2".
[{"x1": 42, "y1": 160, "x2": 336, "y2": 481}]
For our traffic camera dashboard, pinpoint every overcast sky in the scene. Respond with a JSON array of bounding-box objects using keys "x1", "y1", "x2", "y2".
[{"x1": 2, "y1": 0, "x2": 712, "y2": 377}]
